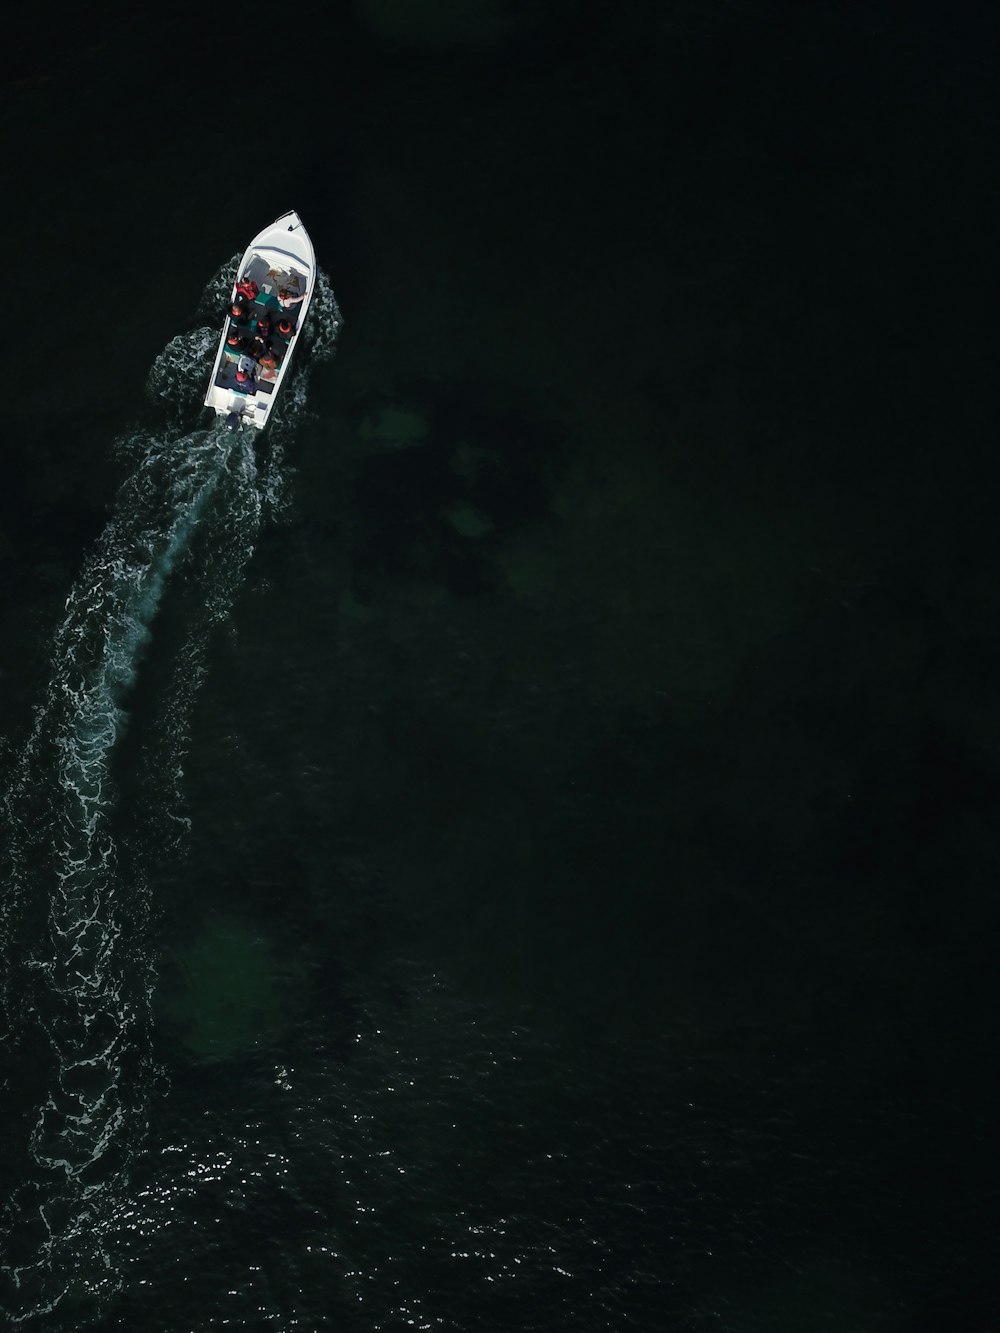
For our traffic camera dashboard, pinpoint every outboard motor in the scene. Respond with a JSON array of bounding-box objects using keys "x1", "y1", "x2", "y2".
[{"x1": 224, "y1": 411, "x2": 243, "y2": 433}]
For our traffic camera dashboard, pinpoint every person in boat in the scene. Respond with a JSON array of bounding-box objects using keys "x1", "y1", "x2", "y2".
[
  {"x1": 275, "y1": 314, "x2": 296, "y2": 339},
  {"x1": 234, "y1": 363, "x2": 257, "y2": 393},
  {"x1": 230, "y1": 299, "x2": 253, "y2": 326},
  {"x1": 248, "y1": 319, "x2": 280, "y2": 371},
  {"x1": 226, "y1": 326, "x2": 249, "y2": 353},
  {"x1": 235, "y1": 276, "x2": 259, "y2": 301},
  {"x1": 248, "y1": 329, "x2": 273, "y2": 365},
  {"x1": 278, "y1": 285, "x2": 307, "y2": 309}
]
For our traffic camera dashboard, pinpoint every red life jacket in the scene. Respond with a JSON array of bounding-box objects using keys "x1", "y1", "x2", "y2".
[{"x1": 236, "y1": 278, "x2": 259, "y2": 300}]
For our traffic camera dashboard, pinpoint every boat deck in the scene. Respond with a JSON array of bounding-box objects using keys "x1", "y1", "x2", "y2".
[
  {"x1": 204, "y1": 210, "x2": 315, "y2": 431},
  {"x1": 210, "y1": 256, "x2": 308, "y2": 400}
]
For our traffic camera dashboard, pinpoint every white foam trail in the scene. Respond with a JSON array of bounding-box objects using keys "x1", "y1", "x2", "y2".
[
  {"x1": 1, "y1": 425, "x2": 237, "y2": 1320},
  {"x1": 137, "y1": 432, "x2": 262, "y2": 850},
  {"x1": 0, "y1": 262, "x2": 341, "y2": 1322}
]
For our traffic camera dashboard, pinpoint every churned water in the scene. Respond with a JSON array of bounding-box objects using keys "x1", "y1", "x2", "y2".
[{"x1": 0, "y1": 268, "x2": 341, "y2": 1323}]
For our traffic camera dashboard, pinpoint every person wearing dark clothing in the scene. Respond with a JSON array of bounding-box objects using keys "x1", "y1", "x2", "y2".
[{"x1": 234, "y1": 355, "x2": 257, "y2": 394}]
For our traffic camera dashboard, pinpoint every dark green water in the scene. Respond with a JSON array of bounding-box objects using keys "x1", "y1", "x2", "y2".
[{"x1": 2, "y1": 2, "x2": 998, "y2": 1328}]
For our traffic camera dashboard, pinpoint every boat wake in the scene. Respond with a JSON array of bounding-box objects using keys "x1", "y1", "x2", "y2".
[{"x1": 0, "y1": 264, "x2": 341, "y2": 1324}]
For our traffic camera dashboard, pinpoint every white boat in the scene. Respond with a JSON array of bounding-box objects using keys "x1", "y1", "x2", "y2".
[{"x1": 205, "y1": 210, "x2": 316, "y2": 431}]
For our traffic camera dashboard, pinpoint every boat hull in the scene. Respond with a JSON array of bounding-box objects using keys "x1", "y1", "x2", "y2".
[{"x1": 204, "y1": 211, "x2": 316, "y2": 431}]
